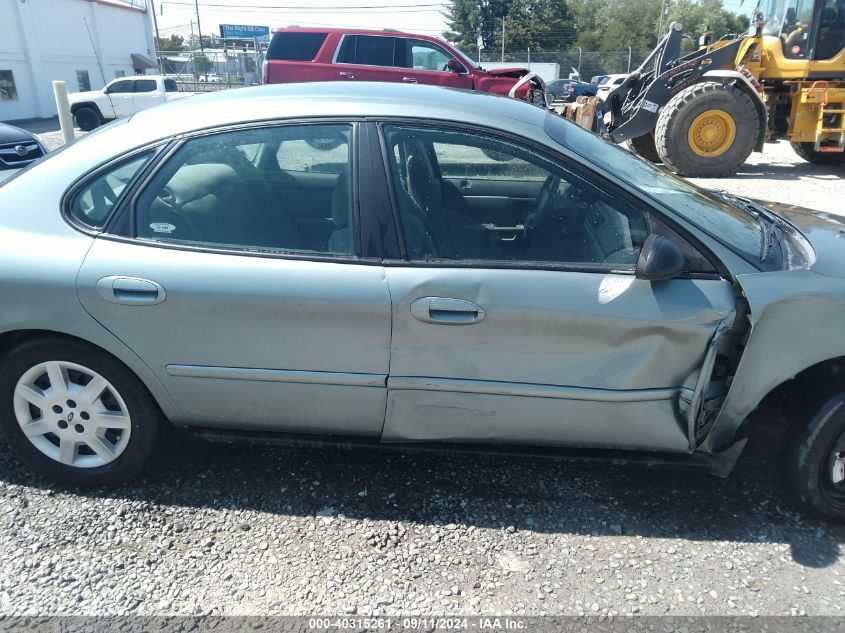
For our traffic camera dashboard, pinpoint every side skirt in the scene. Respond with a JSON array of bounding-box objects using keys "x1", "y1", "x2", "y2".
[{"x1": 179, "y1": 427, "x2": 749, "y2": 478}]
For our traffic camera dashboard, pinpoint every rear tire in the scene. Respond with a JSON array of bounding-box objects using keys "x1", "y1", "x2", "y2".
[
  {"x1": 655, "y1": 82, "x2": 759, "y2": 177},
  {"x1": 0, "y1": 338, "x2": 159, "y2": 486},
  {"x1": 73, "y1": 106, "x2": 102, "y2": 132},
  {"x1": 784, "y1": 392, "x2": 845, "y2": 523},
  {"x1": 627, "y1": 132, "x2": 662, "y2": 163},
  {"x1": 790, "y1": 142, "x2": 845, "y2": 166}
]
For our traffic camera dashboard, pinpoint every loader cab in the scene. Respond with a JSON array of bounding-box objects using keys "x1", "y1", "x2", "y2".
[{"x1": 760, "y1": 0, "x2": 845, "y2": 59}]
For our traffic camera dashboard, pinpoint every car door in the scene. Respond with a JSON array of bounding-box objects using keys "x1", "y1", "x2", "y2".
[
  {"x1": 104, "y1": 79, "x2": 134, "y2": 117},
  {"x1": 397, "y1": 38, "x2": 474, "y2": 89},
  {"x1": 75, "y1": 121, "x2": 392, "y2": 435},
  {"x1": 333, "y1": 34, "x2": 412, "y2": 84},
  {"x1": 377, "y1": 122, "x2": 737, "y2": 453},
  {"x1": 131, "y1": 78, "x2": 161, "y2": 112}
]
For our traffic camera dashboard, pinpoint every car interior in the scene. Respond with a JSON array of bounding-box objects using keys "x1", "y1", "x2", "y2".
[
  {"x1": 383, "y1": 126, "x2": 648, "y2": 265},
  {"x1": 134, "y1": 125, "x2": 354, "y2": 255}
]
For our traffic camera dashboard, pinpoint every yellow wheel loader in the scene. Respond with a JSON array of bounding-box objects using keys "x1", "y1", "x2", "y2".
[{"x1": 594, "y1": 0, "x2": 845, "y2": 176}]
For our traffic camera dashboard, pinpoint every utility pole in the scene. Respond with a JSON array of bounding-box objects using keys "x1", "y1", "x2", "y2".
[
  {"x1": 148, "y1": 0, "x2": 161, "y2": 73},
  {"x1": 501, "y1": 18, "x2": 505, "y2": 62},
  {"x1": 628, "y1": 45, "x2": 632, "y2": 72},
  {"x1": 194, "y1": 0, "x2": 205, "y2": 55},
  {"x1": 657, "y1": 0, "x2": 669, "y2": 37}
]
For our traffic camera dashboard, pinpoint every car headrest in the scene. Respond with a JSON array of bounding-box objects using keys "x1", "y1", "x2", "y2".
[{"x1": 332, "y1": 171, "x2": 351, "y2": 229}]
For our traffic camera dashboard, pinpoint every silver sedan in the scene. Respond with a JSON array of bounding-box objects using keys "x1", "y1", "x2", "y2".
[{"x1": 1, "y1": 83, "x2": 844, "y2": 522}]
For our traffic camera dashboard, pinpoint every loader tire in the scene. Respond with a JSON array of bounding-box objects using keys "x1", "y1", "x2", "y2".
[
  {"x1": 791, "y1": 142, "x2": 845, "y2": 166},
  {"x1": 627, "y1": 132, "x2": 661, "y2": 163},
  {"x1": 655, "y1": 82, "x2": 759, "y2": 177}
]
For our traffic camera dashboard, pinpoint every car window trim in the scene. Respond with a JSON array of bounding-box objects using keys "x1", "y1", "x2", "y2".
[
  {"x1": 60, "y1": 141, "x2": 171, "y2": 236},
  {"x1": 374, "y1": 118, "x2": 727, "y2": 280},
  {"x1": 332, "y1": 33, "x2": 402, "y2": 69},
  {"x1": 108, "y1": 118, "x2": 381, "y2": 263}
]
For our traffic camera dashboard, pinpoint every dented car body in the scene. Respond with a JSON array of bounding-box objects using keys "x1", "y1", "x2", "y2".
[{"x1": 1, "y1": 83, "x2": 844, "y2": 520}]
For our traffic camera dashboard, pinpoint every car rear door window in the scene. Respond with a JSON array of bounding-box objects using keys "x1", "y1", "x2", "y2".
[
  {"x1": 134, "y1": 79, "x2": 157, "y2": 93},
  {"x1": 267, "y1": 32, "x2": 328, "y2": 61},
  {"x1": 68, "y1": 151, "x2": 154, "y2": 229},
  {"x1": 134, "y1": 124, "x2": 355, "y2": 255},
  {"x1": 383, "y1": 124, "x2": 649, "y2": 267},
  {"x1": 337, "y1": 35, "x2": 399, "y2": 67}
]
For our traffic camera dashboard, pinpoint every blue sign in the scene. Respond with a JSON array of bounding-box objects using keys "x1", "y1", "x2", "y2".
[{"x1": 219, "y1": 24, "x2": 270, "y2": 40}]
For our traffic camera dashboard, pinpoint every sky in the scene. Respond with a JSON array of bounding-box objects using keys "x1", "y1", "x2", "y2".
[{"x1": 149, "y1": 0, "x2": 451, "y2": 40}]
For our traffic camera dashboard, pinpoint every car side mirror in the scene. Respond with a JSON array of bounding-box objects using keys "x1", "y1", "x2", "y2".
[
  {"x1": 635, "y1": 234, "x2": 686, "y2": 281},
  {"x1": 447, "y1": 59, "x2": 467, "y2": 74}
]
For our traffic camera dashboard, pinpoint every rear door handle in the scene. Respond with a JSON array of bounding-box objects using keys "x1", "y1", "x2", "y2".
[
  {"x1": 339, "y1": 71, "x2": 356, "y2": 79},
  {"x1": 402, "y1": 76, "x2": 418, "y2": 83},
  {"x1": 96, "y1": 276, "x2": 166, "y2": 305},
  {"x1": 410, "y1": 297, "x2": 485, "y2": 325}
]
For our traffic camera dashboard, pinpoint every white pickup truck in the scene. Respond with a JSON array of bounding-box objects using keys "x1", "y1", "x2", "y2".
[{"x1": 68, "y1": 75, "x2": 194, "y2": 131}]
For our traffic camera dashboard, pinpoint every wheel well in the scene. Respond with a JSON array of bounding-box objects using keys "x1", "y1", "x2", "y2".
[
  {"x1": 70, "y1": 102, "x2": 101, "y2": 117},
  {"x1": 0, "y1": 329, "x2": 168, "y2": 421},
  {"x1": 757, "y1": 357, "x2": 845, "y2": 425}
]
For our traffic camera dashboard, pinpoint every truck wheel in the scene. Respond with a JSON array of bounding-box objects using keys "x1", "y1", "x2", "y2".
[
  {"x1": 74, "y1": 106, "x2": 102, "y2": 132},
  {"x1": 655, "y1": 82, "x2": 759, "y2": 177},
  {"x1": 785, "y1": 391, "x2": 845, "y2": 523},
  {"x1": 627, "y1": 132, "x2": 662, "y2": 163},
  {"x1": 790, "y1": 142, "x2": 845, "y2": 166}
]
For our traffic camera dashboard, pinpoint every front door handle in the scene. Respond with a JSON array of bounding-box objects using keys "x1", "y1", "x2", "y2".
[
  {"x1": 402, "y1": 76, "x2": 418, "y2": 83},
  {"x1": 339, "y1": 71, "x2": 356, "y2": 79},
  {"x1": 96, "y1": 276, "x2": 166, "y2": 305},
  {"x1": 410, "y1": 297, "x2": 485, "y2": 325}
]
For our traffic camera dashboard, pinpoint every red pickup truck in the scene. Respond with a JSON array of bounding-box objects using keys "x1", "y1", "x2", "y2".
[{"x1": 263, "y1": 27, "x2": 546, "y2": 104}]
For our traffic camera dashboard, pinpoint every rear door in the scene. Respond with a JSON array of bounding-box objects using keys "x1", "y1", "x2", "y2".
[
  {"x1": 334, "y1": 35, "x2": 411, "y2": 84},
  {"x1": 131, "y1": 78, "x2": 162, "y2": 112},
  {"x1": 76, "y1": 121, "x2": 391, "y2": 435},
  {"x1": 378, "y1": 122, "x2": 737, "y2": 453}
]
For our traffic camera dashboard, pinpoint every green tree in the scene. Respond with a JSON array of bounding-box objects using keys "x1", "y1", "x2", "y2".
[
  {"x1": 155, "y1": 34, "x2": 185, "y2": 51},
  {"x1": 444, "y1": 0, "x2": 512, "y2": 53},
  {"x1": 665, "y1": 0, "x2": 749, "y2": 51},
  {"x1": 193, "y1": 53, "x2": 212, "y2": 76}
]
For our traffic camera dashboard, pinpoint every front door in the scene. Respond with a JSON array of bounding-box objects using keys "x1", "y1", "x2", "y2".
[
  {"x1": 76, "y1": 121, "x2": 391, "y2": 435},
  {"x1": 378, "y1": 123, "x2": 736, "y2": 453},
  {"x1": 104, "y1": 79, "x2": 134, "y2": 118}
]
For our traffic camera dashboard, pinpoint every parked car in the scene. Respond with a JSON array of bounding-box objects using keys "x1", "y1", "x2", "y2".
[
  {"x1": 590, "y1": 74, "x2": 609, "y2": 85},
  {"x1": 563, "y1": 80, "x2": 598, "y2": 102},
  {"x1": 0, "y1": 122, "x2": 46, "y2": 172},
  {"x1": 545, "y1": 78, "x2": 576, "y2": 101},
  {"x1": 2, "y1": 82, "x2": 845, "y2": 522},
  {"x1": 68, "y1": 75, "x2": 194, "y2": 132},
  {"x1": 597, "y1": 73, "x2": 630, "y2": 101},
  {"x1": 263, "y1": 27, "x2": 546, "y2": 105}
]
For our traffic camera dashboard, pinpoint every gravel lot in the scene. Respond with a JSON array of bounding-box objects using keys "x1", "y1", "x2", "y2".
[{"x1": 0, "y1": 119, "x2": 843, "y2": 619}]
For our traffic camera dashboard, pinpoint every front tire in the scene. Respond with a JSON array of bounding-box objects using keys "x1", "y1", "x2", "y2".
[
  {"x1": 73, "y1": 106, "x2": 102, "y2": 132},
  {"x1": 655, "y1": 82, "x2": 759, "y2": 177},
  {"x1": 790, "y1": 142, "x2": 845, "y2": 166},
  {"x1": 0, "y1": 338, "x2": 159, "y2": 486},
  {"x1": 785, "y1": 392, "x2": 845, "y2": 522}
]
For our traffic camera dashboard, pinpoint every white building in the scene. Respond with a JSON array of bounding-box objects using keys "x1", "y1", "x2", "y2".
[{"x1": 0, "y1": 0, "x2": 157, "y2": 121}]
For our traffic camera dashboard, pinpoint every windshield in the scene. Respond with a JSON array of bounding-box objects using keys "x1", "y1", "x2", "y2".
[{"x1": 544, "y1": 113, "x2": 765, "y2": 266}]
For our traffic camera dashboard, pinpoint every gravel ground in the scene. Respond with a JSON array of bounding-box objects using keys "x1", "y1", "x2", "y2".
[
  {"x1": 0, "y1": 119, "x2": 843, "y2": 618},
  {"x1": 1, "y1": 409, "x2": 844, "y2": 617}
]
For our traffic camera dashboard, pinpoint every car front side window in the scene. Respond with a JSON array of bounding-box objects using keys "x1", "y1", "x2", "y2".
[
  {"x1": 383, "y1": 124, "x2": 648, "y2": 268},
  {"x1": 406, "y1": 40, "x2": 454, "y2": 71},
  {"x1": 134, "y1": 124, "x2": 355, "y2": 255}
]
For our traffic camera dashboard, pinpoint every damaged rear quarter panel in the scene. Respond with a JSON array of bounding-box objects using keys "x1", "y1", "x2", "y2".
[{"x1": 702, "y1": 268, "x2": 845, "y2": 452}]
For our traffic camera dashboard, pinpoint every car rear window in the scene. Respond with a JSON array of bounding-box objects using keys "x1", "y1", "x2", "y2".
[
  {"x1": 267, "y1": 32, "x2": 327, "y2": 61},
  {"x1": 164, "y1": 79, "x2": 177, "y2": 92}
]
